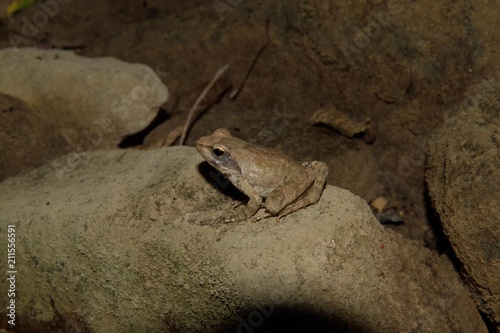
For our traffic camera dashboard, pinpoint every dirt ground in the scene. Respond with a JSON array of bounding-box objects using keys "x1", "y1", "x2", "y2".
[{"x1": 0, "y1": 0, "x2": 497, "y2": 265}]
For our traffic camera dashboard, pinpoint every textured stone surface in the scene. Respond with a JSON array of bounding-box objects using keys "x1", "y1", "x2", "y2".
[
  {"x1": 0, "y1": 147, "x2": 486, "y2": 332},
  {"x1": 426, "y1": 79, "x2": 500, "y2": 329},
  {"x1": 0, "y1": 92, "x2": 68, "y2": 180}
]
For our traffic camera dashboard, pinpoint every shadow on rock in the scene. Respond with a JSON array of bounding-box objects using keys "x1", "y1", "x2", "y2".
[
  {"x1": 198, "y1": 161, "x2": 247, "y2": 203},
  {"x1": 221, "y1": 305, "x2": 367, "y2": 333}
]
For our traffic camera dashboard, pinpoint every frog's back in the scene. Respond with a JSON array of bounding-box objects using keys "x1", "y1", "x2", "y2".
[{"x1": 236, "y1": 144, "x2": 304, "y2": 197}]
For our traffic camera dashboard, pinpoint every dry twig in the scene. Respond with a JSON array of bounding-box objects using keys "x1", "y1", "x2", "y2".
[
  {"x1": 229, "y1": 19, "x2": 270, "y2": 99},
  {"x1": 179, "y1": 64, "x2": 230, "y2": 145}
]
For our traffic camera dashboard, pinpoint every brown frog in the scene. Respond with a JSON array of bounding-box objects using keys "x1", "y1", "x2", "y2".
[{"x1": 196, "y1": 128, "x2": 328, "y2": 222}]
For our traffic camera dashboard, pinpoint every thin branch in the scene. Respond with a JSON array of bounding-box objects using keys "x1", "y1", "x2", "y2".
[
  {"x1": 229, "y1": 19, "x2": 270, "y2": 99},
  {"x1": 179, "y1": 64, "x2": 230, "y2": 145}
]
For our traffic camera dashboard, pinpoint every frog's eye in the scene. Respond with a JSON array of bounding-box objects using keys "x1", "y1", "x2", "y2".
[{"x1": 212, "y1": 145, "x2": 229, "y2": 160}]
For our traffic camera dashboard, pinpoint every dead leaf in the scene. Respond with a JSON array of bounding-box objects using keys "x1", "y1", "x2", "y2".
[
  {"x1": 309, "y1": 106, "x2": 369, "y2": 138},
  {"x1": 369, "y1": 196, "x2": 388, "y2": 213}
]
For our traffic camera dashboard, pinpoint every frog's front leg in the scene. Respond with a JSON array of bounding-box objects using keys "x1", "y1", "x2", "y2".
[
  {"x1": 265, "y1": 161, "x2": 328, "y2": 218},
  {"x1": 225, "y1": 176, "x2": 263, "y2": 222}
]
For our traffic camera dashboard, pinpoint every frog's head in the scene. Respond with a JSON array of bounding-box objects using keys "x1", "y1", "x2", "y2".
[{"x1": 196, "y1": 128, "x2": 242, "y2": 176}]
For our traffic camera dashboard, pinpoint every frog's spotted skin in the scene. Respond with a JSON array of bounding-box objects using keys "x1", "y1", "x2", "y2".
[{"x1": 196, "y1": 128, "x2": 328, "y2": 222}]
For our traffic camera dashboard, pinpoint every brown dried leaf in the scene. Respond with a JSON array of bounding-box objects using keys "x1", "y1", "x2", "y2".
[
  {"x1": 309, "y1": 106, "x2": 368, "y2": 138},
  {"x1": 369, "y1": 196, "x2": 388, "y2": 213},
  {"x1": 144, "y1": 124, "x2": 183, "y2": 149}
]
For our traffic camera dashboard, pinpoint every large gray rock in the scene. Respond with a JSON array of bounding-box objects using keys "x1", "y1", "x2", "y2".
[
  {"x1": 0, "y1": 147, "x2": 486, "y2": 332},
  {"x1": 0, "y1": 92, "x2": 68, "y2": 180},
  {"x1": 0, "y1": 48, "x2": 168, "y2": 150},
  {"x1": 426, "y1": 79, "x2": 500, "y2": 329}
]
